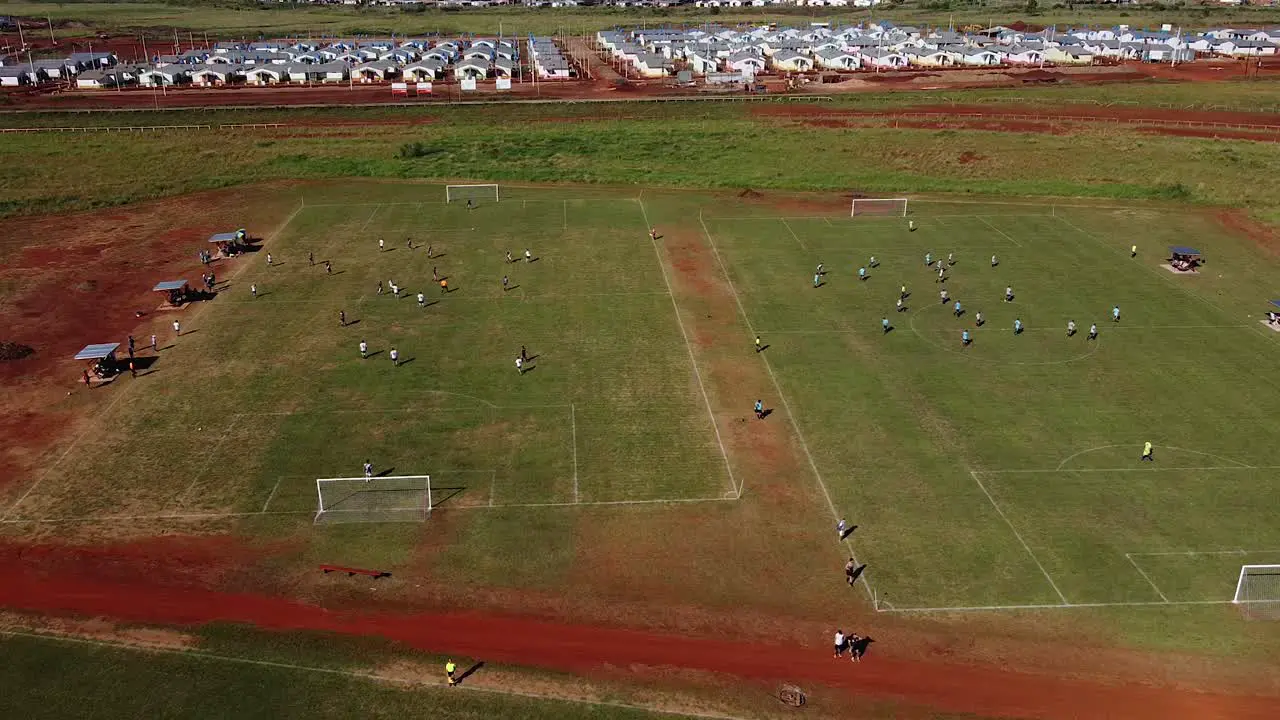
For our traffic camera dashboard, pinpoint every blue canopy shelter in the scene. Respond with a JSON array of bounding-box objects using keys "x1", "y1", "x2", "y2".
[
  {"x1": 152, "y1": 279, "x2": 191, "y2": 306},
  {"x1": 1168, "y1": 246, "x2": 1203, "y2": 272},
  {"x1": 74, "y1": 342, "x2": 122, "y2": 380},
  {"x1": 209, "y1": 229, "x2": 249, "y2": 257}
]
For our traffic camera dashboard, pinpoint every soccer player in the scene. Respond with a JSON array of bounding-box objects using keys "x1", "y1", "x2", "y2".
[
  {"x1": 991, "y1": 254, "x2": 998, "y2": 267},
  {"x1": 251, "y1": 283, "x2": 257, "y2": 298},
  {"x1": 406, "y1": 237, "x2": 413, "y2": 250},
  {"x1": 433, "y1": 266, "x2": 439, "y2": 282},
  {"x1": 1014, "y1": 318, "x2": 1023, "y2": 335},
  {"x1": 467, "y1": 199, "x2": 476, "y2": 211},
  {"x1": 813, "y1": 273, "x2": 821, "y2": 288},
  {"x1": 515, "y1": 356, "x2": 524, "y2": 374},
  {"x1": 1131, "y1": 244, "x2": 1137, "y2": 258},
  {"x1": 940, "y1": 289, "x2": 949, "y2": 304},
  {"x1": 975, "y1": 311, "x2": 983, "y2": 327},
  {"x1": 1112, "y1": 305, "x2": 1120, "y2": 323},
  {"x1": 379, "y1": 238, "x2": 385, "y2": 251},
  {"x1": 266, "y1": 253, "x2": 273, "y2": 266},
  {"x1": 924, "y1": 252, "x2": 932, "y2": 266},
  {"x1": 836, "y1": 518, "x2": 846, "y2": 537},
  {"x1": 391, "y1": 282, "x2": 400, "y2": 298},
  {"x1": 440, "y1": 278, "x2": 449, "y2": 294},
  {"x1": 359, "y1": 340, "x2": 368, "y2": 359},
  {"x1": 649, "y1": 227, "x2": 657, "y2": 241},
  {"x1": 754, "y1": 399, "x2": 764, "y2": 419},
  {"x1": 390, "y1": 347, "x2": 399, "y2": 367},
  {"x1": 417, "y1": 292, "x2": 425, "y2": 308},
  {"x1": 954, "y1": 300, "x2": 962, "y2": 317},
  {"x1": 308, "y1": 251, "x2": 314, "y2": 266},
  {"x1": 962, "y1": 329, "x2": 971, "y2": 346},
  {"x1": 1005, "y1": 286, "x2": 1014, "y2": 303},
  {"x1": 1088, "y1": 323, "x2": 1098, "y2": 340},
  {"x1": 937, "y1": 266, "x2": 946, "y2": 283},
  {"x1": 1141, "y1": 441, "x2": 1153, "y2": 462},
  {"x1": 520, "y1": 345, "x2": 528, "y2": 362},
  {"x1": 364, "y1": 460, "x2": 373, "y2": 482},
  {"x1": 755, "y1": 335, "x2": 763, "y2": 353},
  {"x1": 377, "y1": 281, "x2": 384, "y2": 295},
  {"x1": 947, "y1": 252, "x2": 954, "y2": 265},
  {"x1": 900, "y1": 284, "x2": 908, "y2": 299},
  {"x1": 446, "y1": 660, "x2": 457, "y2": 686},
  {"x1": 858, "y1": 267, "x2": 867, "y2": 281},
  {"x1": 1067, "y1": 320, "x2": 1076, "y2": 337},
  {"x1": 324, "y1": 261, "x2": 332, "y2": 275},
  {"x1": 426, "y1": 244, "x2": 433, "y2": 258},
  {"x1": 896, "y1": 297, "x2": 904, "y2": 312},
  {"x1": 506, "y1": 250, "x2": 514, "y2": 264},
  {"x1": 502, "y1": 275, "x2": 509, "y2": 292},
  {"x1": 339, "y1": 310, "x2": 346, "y2": 326},
  {"x1": 525, "y1": 248, "x2": 532, "y2": 263},
  {"x1": 172, "y1": 320, "x2": 181, "y2": 336},
  {"x1": 909, "y1": 220, "x2": 916, "y2": 232},
  {"x1": 816, "y1": 263, "x2": 824, "y2": 276},
  {"x1": 869, "y1": 256, "x2": 878, "y2": 268},
  {"x1": 882, "y1": 317, "x2": 890, "y2": 333}
]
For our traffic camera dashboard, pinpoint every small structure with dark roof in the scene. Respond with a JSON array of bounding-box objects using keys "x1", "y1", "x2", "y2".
[
  {"x1": 209, "y1": 229, "x2": 250, "y2": 257},
  {"x1": 75, "y1": 342, "x2": 122, "y2": 381},
  {"x1": 1168, "y1": 246, "x2": 1202, "y2": 273},
  {"x1": 153, "y1": 280, "x2": 193, "y2": 308}
]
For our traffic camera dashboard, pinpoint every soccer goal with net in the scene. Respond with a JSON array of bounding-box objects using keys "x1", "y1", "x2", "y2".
[
  {"x1": 1233, "y1": 565, "x2": 1280, "y2": 605},
  {"x1": 315, "y1": 475, "x2": 431, "y2": 524},
  {"x1": 850, "y1": 197, "x2": 909, "y2": 217},
  {"x1": 445, "y1": 184, "x2": 499, "y2": 203}
]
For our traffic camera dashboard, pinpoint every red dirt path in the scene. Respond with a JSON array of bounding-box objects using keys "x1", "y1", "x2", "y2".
[{"x1": 0, "y1": 542, "x2": 1270, "y2": 719}]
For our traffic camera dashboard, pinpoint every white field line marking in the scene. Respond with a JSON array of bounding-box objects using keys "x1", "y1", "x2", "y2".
[
  {"x1": 0, "y1": 381, "x2": 136, "y2": 521},
  {"x1": 0, "y1": 631, "x2": 743, "y2": 720},
  {"x1": 698, "y1": 211, "x2": 876, "y2": 603},
  {"x1": 260, "y1": 478, "x2": 284, "y2": 513},
  {"x1": 973, "y1": 465, "x2": 1280, "y2": 475},
  {"x1": 876, "y1": 598, "x2": 1279, "y2": 613},
  {"x1": 758, "y1": 324, "x2": 1250, "y2": 336},
  {"x1": 304, "y1": 198, "x2": 635, "y2": 209},
  {"x1": 169, "y1": 417, "x2": 243, "y2": 509},
  {"x1": 779, "y1": 218, "x2": 807, "y2": 251},
  {"x1": 488, "y1": 470, "x2": 496, "y2": 508},
  {"x1": 1056, "y1": 444, "x2": 1250, "y2": 471},
  {"x1": 969, "y1": 471, "x2": 1068, "y2": 605},
  {"x1": 563, "y1": 199, "x2": 568, "y2": 229},
  {"x1": 1124, "y1": 553, "x2": 1171, "y2": 603},
  {"x1": 1128, "y1": 548, "x2": 1280, "y2": 557},
  {"x1": 216, "y1": 291, "x2": 672, "y2": 305},
  {"x1": 975, "y1": 215, "x2": 1023, "y2": 247},
  {"x1": 231, "y1": 402, "x2": 569, "y2": 417},
  {"x1": 571, "y1": 403, "x2": 579, "y2": 504},
  {"x1": 702, "y1": 213, "x2": 1055, "y2": 222},
  {"x1": 639, "y1": 199, "x2": 739, "y2": 500},
  {"x1": 0, "y1": 495, "x2": 743, "y2": 525}
]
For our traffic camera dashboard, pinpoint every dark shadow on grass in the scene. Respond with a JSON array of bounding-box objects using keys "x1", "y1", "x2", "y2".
[
  {"x1": 398, "y1": 357, "x2": 415, "y2": 367},
  {"x1": 158, "y1": 345, "x2": 175, "y2": 352},
  {"x1": 329, "y1": 270, "x2": 346, "y2": 276},
  {"x1": 840, "y1": 524, "x2": 857, "y2": 540},
  {"x1": 504, "y1": 285, "x2": 520, "y2": 292},
  {"x1": 429, "y1": 487, "x2": 467, "y2": 508},
  {"x1": 375, "y1": 467, "x2": 395, "y2": 478},
  {"x1": 756, "y1": 344, "x2": 770, "y2": 353},
  {"x1": 457, "y1": 662, "x2": 485, "y2": 685},
  {"x1": 343, "y1": 319, "x2": 361, "y2": 327},
  {"x1": 519, "y1": 364, "x2": 536, "y2": 375},
  {"x1": 422, "y1": 300, "x2": 439, "y2": 308},
  {"x1": 176, "y1": 329, "x2": 199, "y2": 336},
  {"x1": 364, "y1": 350, "x2": 383, "y2": 359},
  {"x1": 850, "y1": 563, "x2": 867, "y2": 583},
  {"x1": 253, "y1": 291, "x2": 271, "y2": 298}
]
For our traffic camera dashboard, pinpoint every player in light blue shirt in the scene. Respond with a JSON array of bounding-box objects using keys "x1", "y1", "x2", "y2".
[
  {"x1": 1014, "y1": 318, "x2": 1023, "y2": 334},
  {"x1": 1112, "y1": 306, "x2": 1120, "y2": 322},
  {"x1": 962, "y1": 329, "x2": 971, "y2": 346},
  {"x1": 954, "y1": 301, "x2": 962, "y2": 317}
]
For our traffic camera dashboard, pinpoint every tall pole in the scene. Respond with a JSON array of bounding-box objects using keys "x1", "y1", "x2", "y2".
[
  {"x1": 17, "y1": 18, "x2": 24, "y2": 48},
  {"x1": 47, "y1": 17, "x2": 55, "y2": 45}
]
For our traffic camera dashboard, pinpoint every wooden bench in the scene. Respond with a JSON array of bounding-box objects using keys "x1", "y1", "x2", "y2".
[{"x1": 319, "y1": 564, "x2": 390, "y2": 579}]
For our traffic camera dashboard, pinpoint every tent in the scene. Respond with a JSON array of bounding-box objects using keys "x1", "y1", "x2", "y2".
[
  {"x1": 1168, "y1": 246, "x2": 1202, "y2": 272},
  {"x1": 74, "y1": 342, "x2": 121, "y2": 380},
  {"x1": 152, "y1": 279, "x2": 192, "y2": 307}
]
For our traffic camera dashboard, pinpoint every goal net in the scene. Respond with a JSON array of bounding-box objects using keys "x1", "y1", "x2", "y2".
[
  {"x1": 445, "y1": 184, "x2": 499, "y2": 203},
  {"x1": 851, "y1": 197, "x2": 909, "y2": 217},
  {"x1": 315, "y1": 475, "x2": 431, "y2": 524}
]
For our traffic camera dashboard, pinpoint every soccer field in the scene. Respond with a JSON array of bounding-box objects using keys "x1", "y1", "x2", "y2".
[
  {"x1": 702, "y1": 200, "x2": 1280, "y2": 611},
  {"x1": 6, "y1": 182, "x2": 1280, "y2": 619}
]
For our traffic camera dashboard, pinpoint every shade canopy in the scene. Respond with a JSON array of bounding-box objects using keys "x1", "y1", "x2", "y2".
[
  {"x1": 74, "y1": 343, "x2": 120, "y2": 360},
  {"x1": 209, "y1": 232, "x2": 238, "y2": 243},
  {"x1": 1169, "y1": 246, "x2": 1202, "y2": 256},
  {"x1": 152, "y1": 280, "x2": 188, "y2": 292}
]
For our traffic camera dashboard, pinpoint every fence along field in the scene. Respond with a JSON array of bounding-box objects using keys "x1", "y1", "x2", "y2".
[
  {"x1": 0, "y1": 185, "x2": 737, "y2": 535},
  {"x1": 702, "y1": 203, "x2": 1280, "y2": 612}
]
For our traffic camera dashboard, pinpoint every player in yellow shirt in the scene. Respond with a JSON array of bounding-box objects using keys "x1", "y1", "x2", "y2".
[{"x1": 1141, "y1": 442, "x2": 1153, "y2": 462}]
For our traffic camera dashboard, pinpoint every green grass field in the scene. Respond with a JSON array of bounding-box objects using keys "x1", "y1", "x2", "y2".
[
  {"x1": 6, "y1": 181, "x2": 1280, "y2": 621},
  {"x1": 702, "y1": 199, "x2": 1280, "y2": 611}
]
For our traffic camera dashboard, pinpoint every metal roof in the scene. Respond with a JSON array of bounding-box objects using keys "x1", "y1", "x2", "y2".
[
  {"x1": 152, "y1": 280, "x2": 188, "y2": 292},
  {"x1": 74, "y1": 343, "x2": 120, "y2": 360},
  {"x1": 209, "y1": 232, "x2": 238, "y2": 242},
  {"x1": 1169, "y1": 246, "x2": 1202, "y2": 255}
]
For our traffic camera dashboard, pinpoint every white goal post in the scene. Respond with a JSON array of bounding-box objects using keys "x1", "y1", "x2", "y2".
[
  {"x1": 1233, "y1": 564, "x2": 1280, "y2": 605},
  {"x1": 445, "y1": 184, "x2": 499, "y2": 203},
  {"x1": 315, "y1": 475, "x2": 431, "y2": 524},
  {"x1": 850, "y1": 197, "x2": 909, "y2": 217}
]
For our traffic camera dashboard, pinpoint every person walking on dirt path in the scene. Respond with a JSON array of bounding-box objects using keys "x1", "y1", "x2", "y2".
[
  {"x1": 845, "y1": 558, "x2": 858, "y2": 587},
  {"x1": 754, "y1": 399, "x2": 765, "y2": 419},
  {"x1": 834, "y1": 629, "x2": 846, "y2": 658},
  {"x1": 82, "y1": 370, "x2": 91, "y2": 387},
  {"x1": 446, "y1": 660, "x2": 457, "y2": 686},
  {"x1": 150, "y1": 334, "x2": 157, "y2": 352},
  {"x1": 172, "y1": 320, "x2": 181, "y2": 337},
  {"x1": 836, "y1": 518, "x2": 847, "y2": 538},
  {"x1": 849, "y1": 634, "x2": 863, "y2": 663}
]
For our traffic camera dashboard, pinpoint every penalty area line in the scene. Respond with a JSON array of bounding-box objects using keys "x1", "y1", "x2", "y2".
[{"x1": 970, "y1": 470, "x2": 1068, "y2": 605}]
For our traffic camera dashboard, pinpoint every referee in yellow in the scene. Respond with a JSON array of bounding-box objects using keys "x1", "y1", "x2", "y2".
[
  {"x1": 445, "y1": 659, "x2": 457, "y2": 686},
  {"x1": 1141, "y1": 442, "x2": 1154, "y2": 462}
]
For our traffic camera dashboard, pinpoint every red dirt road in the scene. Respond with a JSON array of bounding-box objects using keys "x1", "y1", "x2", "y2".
[{"x1": 0, "y1": 541, "x2": 1272, "y2": 719}]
